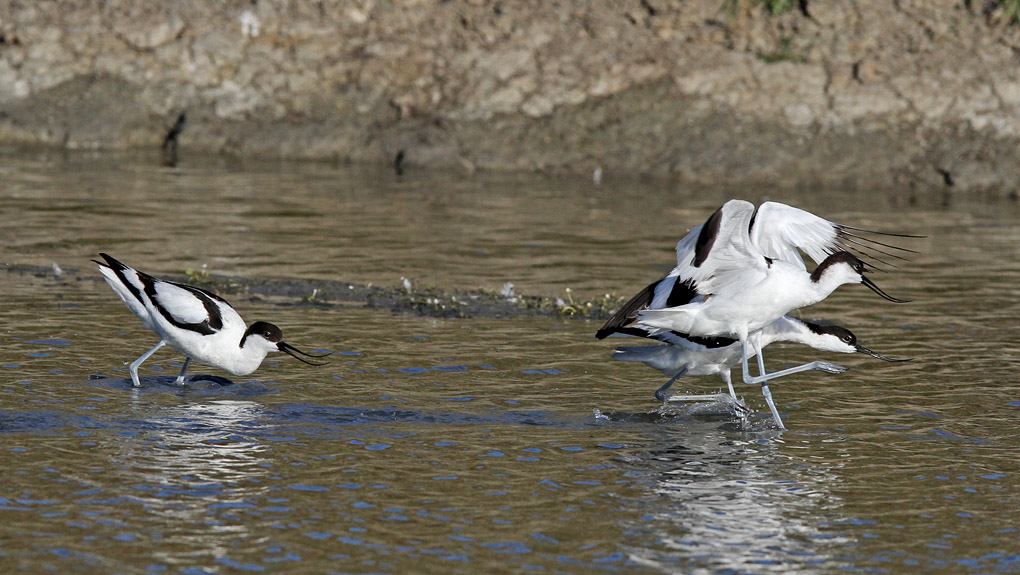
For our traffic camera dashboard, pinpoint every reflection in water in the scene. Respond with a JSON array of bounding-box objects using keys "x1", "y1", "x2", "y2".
[
  {"x1": 112, "y1": 397, "x2": 271, "y2": 567},
  {"x1": 617, "y1": 422, "x2": 848, "y2": 573},
  {"x1": 119, "y1": 397, "x2": 269, "y2": 484}
]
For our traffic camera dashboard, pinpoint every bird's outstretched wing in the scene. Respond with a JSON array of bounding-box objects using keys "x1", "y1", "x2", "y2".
[
  {"x1": 750, "y1": 201, "x2": 919, "y2": 271},
  {"x1": 673, "y1": 223, "x2": 703, "y2": 266},
  {"x1": 675, "y1": 199, "x2": 767, "y2": 297}
]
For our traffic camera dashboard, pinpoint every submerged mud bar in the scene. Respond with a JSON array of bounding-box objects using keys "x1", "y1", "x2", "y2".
[{"x1": 12, "y1": 262, "x2": 625, "y2": 321}]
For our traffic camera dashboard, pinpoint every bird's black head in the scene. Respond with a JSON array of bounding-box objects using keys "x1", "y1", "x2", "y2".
[
  {"x1": 804, "y1": 321, "x2": 857, "y2": 347},
  {"x1": 241, "y1": 321, "x2": 332, "y2": 366},
  {"x1": 812, "y1": 251, "x2": 909, "y2": 303},
  {"x1": 243, "y1": 321, "x2": 284, "y2": 345},
  {"x1": 804, "y1": 320, "x2": 911, "y2": 362},
  {"x1": 810, "y1": 251, "x2": 866, "y2": 282}
]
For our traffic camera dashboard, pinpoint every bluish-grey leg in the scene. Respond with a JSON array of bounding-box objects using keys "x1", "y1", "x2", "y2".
[
  {"x1": 129, "y1": 340, "x2": 166, "y2": 388},
  {"x1": 654, "y1": 368, "x2": 688, "y2": 402},
  {"x1": 174, "y1": 357, "x2": 191, "y2": 385},
  {"x1": 739, "y1": 339, "x2": 786, "y2": 430},
  {"x1": 665, "y1": 368, "x2": 738, "y2": 405},
  {"x1": 721, "y1": 369, "x2": 737, "y2": 400}
]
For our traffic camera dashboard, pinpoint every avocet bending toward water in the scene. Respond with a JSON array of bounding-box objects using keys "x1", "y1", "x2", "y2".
[
  {"x1": 94, "y1": 253, "x2": 327, "y2": 387},
  {"x1": 597, "y1": 199, "x2": 918, "y2": 428}
]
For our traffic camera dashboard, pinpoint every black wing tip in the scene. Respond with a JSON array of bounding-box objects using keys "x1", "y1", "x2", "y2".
[
  {"x1": 595, "y1": 324, "x2": 626, "y2": 339},
  {"x1": 594, "y1": 280, "x2": 662, "y2": 341},
  {"x1": 837, "y1": 224, "x2": 926, "y2": 239}
]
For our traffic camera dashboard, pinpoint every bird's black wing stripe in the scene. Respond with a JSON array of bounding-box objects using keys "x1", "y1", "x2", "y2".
[
  {"x1": 179, "y1": 281, "x2": 231, "y2": 305},
  {"x1": 665, "y1": 277, "x2": 698, "y2": 307},
  {"x1": 611, "y1": 326, "x2": 655, "y2": 339},
  {"x1": 595, "y1": 280, "x2": 658, "y2": 339},
  {"x1": 141, "y1": 275, "x2": 223, "y2": 336},
  {"x1": 693, "y1": 205, "x2": 724, "y2": 268},
  {"x1": 652, "y1": 329, "x2": 737, "y2": 348},
  {"x1": 178, "y1": 283, "x2": 225, "y2": 332},
  {"x1": 597, "y1": 275, "x2": 701, "y2": 340}
]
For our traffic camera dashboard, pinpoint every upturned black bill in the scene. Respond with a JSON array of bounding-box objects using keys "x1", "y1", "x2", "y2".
[
  {"x1": 278, "y1": 342, "x2": 331, "y2": 366},
  {"x1": 861, "y1": 275, "x2": 910, "y2": 303},
  {"x1": 855, "y1": 344, "x2": 912, "y2": 362}
]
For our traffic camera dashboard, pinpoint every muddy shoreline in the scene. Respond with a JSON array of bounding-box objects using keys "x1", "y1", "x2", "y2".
[{"x1": 2, "y1": 2, "x2": 1020, "y2": 193}]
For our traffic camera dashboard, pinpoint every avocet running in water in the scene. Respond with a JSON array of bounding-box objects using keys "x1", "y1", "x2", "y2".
[
  {"x1": 598, "y1": 199, "x2": 918, "y2": 428},
  {"x1": 94, "y1": 253, "x2": 328, "y2": 387},
  {"x1": 612, "y1": 315, "x2": 908, "y2": 403}
]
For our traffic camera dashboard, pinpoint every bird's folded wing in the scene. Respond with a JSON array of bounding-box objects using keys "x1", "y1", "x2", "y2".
[
  {"x1": 146, "y1": 279, "x2": 224, "y2": 332},
  {"x1": 595, "y1": 279, "x2": 658, "y2": 339},
  {"x1": 596, "y1": 267, "x2": 702, "y2": 340}
]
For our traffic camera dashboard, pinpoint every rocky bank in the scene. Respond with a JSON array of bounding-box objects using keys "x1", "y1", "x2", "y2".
[{"x1": 1, "y1": 0, "x2": 1019, "y2": 192}]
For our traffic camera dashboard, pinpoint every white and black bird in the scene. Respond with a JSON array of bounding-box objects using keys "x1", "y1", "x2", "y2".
[
  {"x1": 597, "y1": 199, "x2": 917, "y2": 428},
  {"x1": 94, "y1": 253, "x2": 327, "y2": 387},
  {"x1": 611, "y1": 315, "x2": 908, "y2": 403}
]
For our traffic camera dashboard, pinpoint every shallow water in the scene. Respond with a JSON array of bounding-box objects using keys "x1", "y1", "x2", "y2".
[{"x1": 2, "y1": 149, "x2": 1020, "y2": 574}]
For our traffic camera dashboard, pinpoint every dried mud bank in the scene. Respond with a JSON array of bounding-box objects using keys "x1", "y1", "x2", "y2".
[{"x1": 1, "y1": 1, "x2": 1019, "y2": 193}]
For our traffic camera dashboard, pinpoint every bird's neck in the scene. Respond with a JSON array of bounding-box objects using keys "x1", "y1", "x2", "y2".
[
  {"x1": 802, "y1": 271, "x2": 852, "y2": 307},
  {"x1": 219, "y1": 340, "x2": 271, "y2": 376},
  {"x1": 758, "y1": 269, "x2": 835, "y2": 315},
  {"x1": 760, "y1": 316, "x2": 814, "y2": 347}
]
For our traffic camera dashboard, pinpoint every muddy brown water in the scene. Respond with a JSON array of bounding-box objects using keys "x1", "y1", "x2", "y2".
[{"x1": 2, "y1": 149, "x2": 1019, "y2": 574}]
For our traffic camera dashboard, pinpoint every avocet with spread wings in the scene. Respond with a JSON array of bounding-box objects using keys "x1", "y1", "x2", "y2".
[{"x1": 597, "y1": 200, "x2": 917, "y2": 428}]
